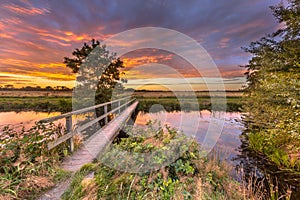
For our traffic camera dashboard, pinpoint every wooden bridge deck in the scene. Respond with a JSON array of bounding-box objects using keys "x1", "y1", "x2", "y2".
[{"x1": 61, "y1": 101, "x2": 138, "y2": 172}]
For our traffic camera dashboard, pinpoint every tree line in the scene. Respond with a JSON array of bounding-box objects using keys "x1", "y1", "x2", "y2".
[{"x1": 0, "y1": 85, "x2": 72, "y2": 91}]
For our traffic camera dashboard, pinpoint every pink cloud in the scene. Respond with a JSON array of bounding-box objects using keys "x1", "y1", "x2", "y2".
[{"x1": 3, "y1": 3, "x2": 50, "y2": 16}]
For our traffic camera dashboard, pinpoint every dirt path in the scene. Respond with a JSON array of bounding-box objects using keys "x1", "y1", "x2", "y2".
[{"x1": 38, "y1": 177, "x2": 72, "y2": 200}]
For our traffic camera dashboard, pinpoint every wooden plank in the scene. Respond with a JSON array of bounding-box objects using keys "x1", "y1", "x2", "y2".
[
  {"x1": 85, "y1": 101, "x2": 138, "y2": 154},
  {"x1": 39, "y1": 96, "x2": 131, "y2": 123},
  {"x1": 61, "y1": 101, "x2": 138, "y2": 172}
]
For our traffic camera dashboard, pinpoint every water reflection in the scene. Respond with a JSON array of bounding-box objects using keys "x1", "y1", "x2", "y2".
[
  {"x1": 134, "y1": 110, "x2": 243, "y2": 160},
  {"x1": 0, "y1": 111, "x2": 116, "y2": 141},
  {"x1": 0, "y1": 111, "x2": 61, "y2": 130}
]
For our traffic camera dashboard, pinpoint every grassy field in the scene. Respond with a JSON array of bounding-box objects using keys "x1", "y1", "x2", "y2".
[
  {"x1": 0, "y1": 90, "x2": 242, "y2": 98},
  {"x1": 0, "y1": 96, "x2": 72, "y2": 112},
  {"x1": 0, "y1": 90, "x2": 242, "y2": 112},
  {"x1": 136, "y1": 96, "x2": 242, "y2": 112},
  {"x1": 133, "y1": 90, "x2": 243, "y2": 98},
  {"x1": 0, "y1": 90, "x2": 72, "y2": 97}
]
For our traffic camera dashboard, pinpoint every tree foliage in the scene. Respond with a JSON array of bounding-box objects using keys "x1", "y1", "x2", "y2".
[
  {"x1": 242, "y1": 0, "x2": 300, "y2": 171},
  {"x1": 64, "y1": 39, "x2": 125, "y2": 104}
]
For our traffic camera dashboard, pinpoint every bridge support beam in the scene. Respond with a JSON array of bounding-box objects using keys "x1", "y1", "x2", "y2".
[{"x1": 66, "y1": 116, "x2": 74, "y2": 152}]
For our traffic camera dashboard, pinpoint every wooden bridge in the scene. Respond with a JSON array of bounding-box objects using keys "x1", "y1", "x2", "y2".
[{"x1": 40, "y1": 96, "x2": 138, "y2": 172}]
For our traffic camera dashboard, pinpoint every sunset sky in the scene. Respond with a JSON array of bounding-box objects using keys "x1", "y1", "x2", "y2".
[{"x1": 0, "y1": 0, "x2": 283, "y2": 91}]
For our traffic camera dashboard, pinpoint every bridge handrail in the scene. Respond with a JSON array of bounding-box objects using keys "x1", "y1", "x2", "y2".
[
  {"x1": 76, "y1": 98, "x2": 135, "y2": 132},
  {"x1": 39, "y1": 96, "x2": 135, "y2": 151},
  {"x1": 39, "y1": 96, "x2": 131, "y2": 123}
]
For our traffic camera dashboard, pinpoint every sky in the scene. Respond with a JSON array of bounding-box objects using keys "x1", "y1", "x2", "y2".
[{"x1": 0, "y1": 0, "x2": 283, "y2": 91}]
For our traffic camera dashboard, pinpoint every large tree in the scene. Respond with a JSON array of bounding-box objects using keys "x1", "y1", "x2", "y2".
[
  {"x1": 64, "y1": 39, "x2": 125, "y2": 104},
  {"x1": 241, "y1": 0, "x2": 300, "y2": 198}
]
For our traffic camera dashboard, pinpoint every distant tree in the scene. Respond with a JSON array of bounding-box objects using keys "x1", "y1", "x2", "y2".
[
  {"x1": 241, "y1": 0, "x2": 300, "y2": 198},
  {"x1": 4, "y1": 84, "x2": 13, "y2": 88},
  {"x1": 24, "y1": 86, "x2": 33, "y2": 91},
  {"x1": 4, "y1": 84, "x2": 14, "y2": 90},
  {"x1": 64, "y1": 39, "x2": 125, "y2": 104},
  {"x1": 59, "y1": 86, "x2": 70, "y2": 91},
  {"x1": 53, "y1": 86, "x2": 61, "y2": 91},
  {"x1": 45, "y1": 86, "x2": 53, "y2": 91}
]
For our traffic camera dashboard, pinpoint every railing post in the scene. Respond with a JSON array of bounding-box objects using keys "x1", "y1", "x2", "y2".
[
  {"x1": 118, "y1": 100, "x2": 121, "y2": 114},
  {"x1": 66, "y1": 116, "x2": 74, "y2": 152},
  {"x1": 104, "y1": 104, "x2": 108, "y2": 124}
]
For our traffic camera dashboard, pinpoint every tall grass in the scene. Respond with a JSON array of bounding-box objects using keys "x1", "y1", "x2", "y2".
[
  {"x1": 0, "y1": 123, "x2": 74, "y2": 199},
  {"x1": 62, "y1": 123, "x2": 263, "y2": 200}
]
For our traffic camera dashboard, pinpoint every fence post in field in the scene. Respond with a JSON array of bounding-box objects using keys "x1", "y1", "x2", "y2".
[
  {"x1": 66, "y1": 116, "x2": 74, "y2": 152},
  {"x1": 104, "y1": 104, "x2": 108, "y2": 124}
]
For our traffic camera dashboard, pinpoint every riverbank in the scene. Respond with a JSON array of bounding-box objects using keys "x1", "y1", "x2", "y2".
[
  {"x1": 0, "y1": 97, "x2": 72, "y2": 113},
  {"x1": 61, "y1": 124, "x2": 257, "y2": 200},
  {"x1": 0, "y1": 120, "x2": 254, "y2": 199},
  {"x1": 0, "y1": 91, "x2": 242, "y2": 113}
]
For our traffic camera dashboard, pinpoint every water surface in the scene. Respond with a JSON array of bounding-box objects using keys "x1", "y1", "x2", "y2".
[
  {"x1": 0, "y1": 111, "x2": 61, "y2": 130},
  {"x1": 134, "y1": 110, "x2": 243, "y2": 160}
]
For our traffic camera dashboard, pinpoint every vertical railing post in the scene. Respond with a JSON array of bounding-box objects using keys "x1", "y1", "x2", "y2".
[
  {"x1": 118, "y1": 100, "x2": 121, "y2": 114},
  {"x1": 104, "y1": 104, "x2": 108, "y2": 124},
  {"x1": 66, "y1": 116, "x2": 74, "y2": 152}
]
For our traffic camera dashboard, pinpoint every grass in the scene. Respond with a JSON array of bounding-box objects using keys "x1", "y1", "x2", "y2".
[
  {"x1": 0, "y1": 122, "x2": 76, "y2": 199},
  {"x1": 246, "y1": 131, "x2": 300, "y2": 171},
  {"x1": 136, "y1": 96, "x2": 242, "y2": 112},
  {"x1": 0, "y1": 92, "x2": 242, "y2": 113},
  {"x1": 61, "y1": 122, "x2": 260, "y2": 200},
  {"x1": 0, "y1": 96, "x2": 72, "y2": 112}
]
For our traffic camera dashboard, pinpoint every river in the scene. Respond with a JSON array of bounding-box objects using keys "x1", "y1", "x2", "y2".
[
  {"x1": 2, "y1": 109, "x2": 298, "y2": 198},
  {"x1": 0, "y1": 110, "x2": 243, "y2": 161},
  {"x1": 134, "y1": 110, "x2": 243, "y2": 161}
]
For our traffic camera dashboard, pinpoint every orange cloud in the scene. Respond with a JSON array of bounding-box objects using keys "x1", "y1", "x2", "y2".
[
  {"x1": 3, "y1": 3, "x2": 50, "y2": 15},
  {"x1": 0, "y1": 58, "x2": 32, "y2": 67},
  {"x1": 0, "y1": 49, "x2": 30, "y2": 56},
  {"x1": 27, "y1": 71, "x2": 75, "y2": 81},
  {"x1": 37, "y1": 29, "x2": 93, "y2": 46},
  {"x1": 0, "y1": 33, "x2": 13, "y2": 39},
  {"x1": 0, "y1": 58, "x2": 74, "y2": 80},
  {"x1": 122, "y1": 54, "x2": 173, "y2": 68},
  {"x1": 0, "y1": 73, "x2": 75, "y2": 88},
  {"x1": 41, "y1": 38, "x2": 71, "y2": 47}
]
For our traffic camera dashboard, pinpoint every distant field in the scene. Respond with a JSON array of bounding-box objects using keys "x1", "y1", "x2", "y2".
[
  {"x1": 0, "y1": 96, "x2": 72, "y2": 112},
  {"x1": 0, "y1": 90, "x2": 243, "y2": 98},
  {"x1": 0, "y1": 90, "x2": 72, "y2": 97},
  {"x1": 133, "y1": 91, "x2": 243, "y2": 98},
  {"x1": 0, "y1": 90, "x2": 243, "y2": 112}
]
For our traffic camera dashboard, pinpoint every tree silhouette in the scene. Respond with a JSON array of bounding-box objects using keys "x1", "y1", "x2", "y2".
[{"x1": 64, "y1": 39, "x2": 125, "y2": 104}]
